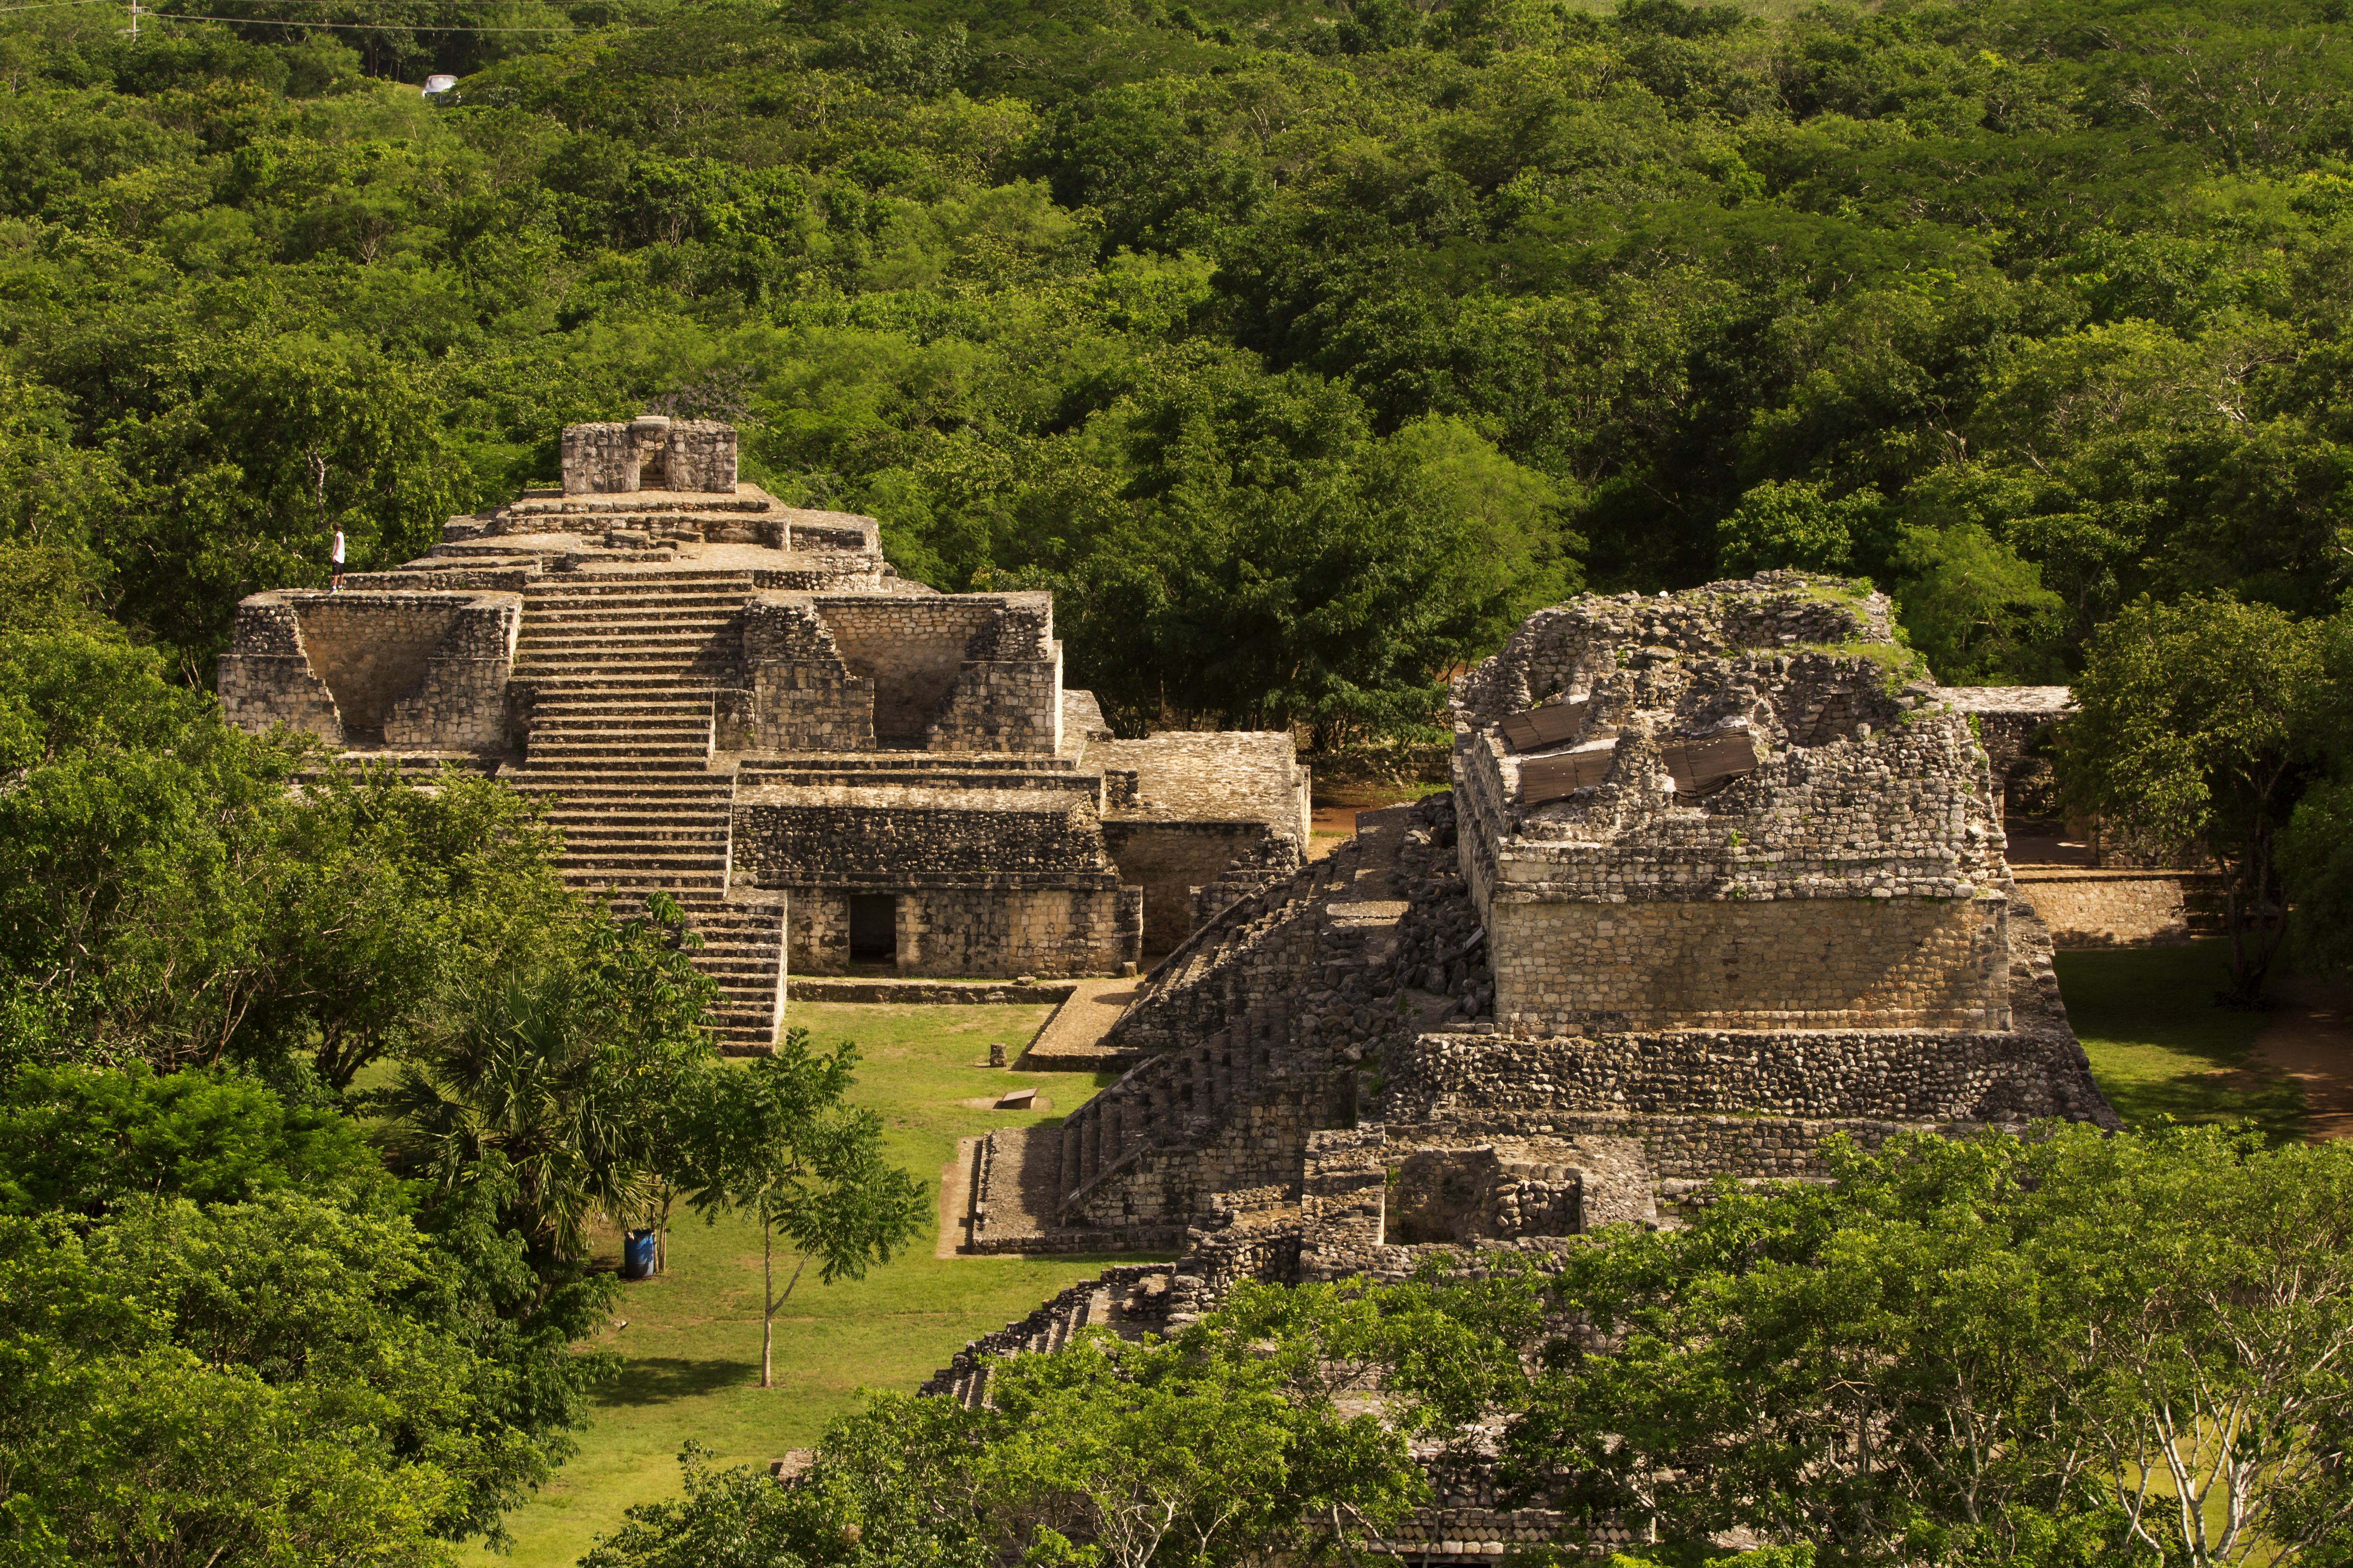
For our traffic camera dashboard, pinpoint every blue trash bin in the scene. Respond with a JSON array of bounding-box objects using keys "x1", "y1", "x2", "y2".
[{"x1": 624, "y1": 1228, "x2": 657, "y2": 1280}]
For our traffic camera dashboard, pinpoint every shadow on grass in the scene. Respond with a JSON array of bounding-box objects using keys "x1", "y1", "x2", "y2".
[
  {"x1": 595, "y1": 1357, "x2": 757, "y2": 1408},
  {"x1": 2054, "y1": 940, "x2": 2305, "y2": 1143}
]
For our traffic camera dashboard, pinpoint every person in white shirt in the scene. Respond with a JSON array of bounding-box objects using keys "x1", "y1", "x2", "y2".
[{"x1": 330, "y1": 528, "x2": 346, "y2": 592}]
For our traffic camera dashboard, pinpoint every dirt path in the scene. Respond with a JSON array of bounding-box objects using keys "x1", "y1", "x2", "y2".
[
  {"x1": 2253, "y1": 970, "x2": 2353, "y2": 1142},
  {"x1": 937, "y1": 1142, "x2": 977, "y2": 1257}
]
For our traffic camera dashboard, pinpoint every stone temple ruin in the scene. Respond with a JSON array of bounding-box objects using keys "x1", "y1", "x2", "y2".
[
  {"x1": 215, "y1": 427, "x2": 2121, "y2": 1555},
  {"x1": 216, "y1": 419, "x2": 1308, "y2": 1050},
  {"x1": 922, "y1": 574, "x2": 2119, "y2": 1558}
]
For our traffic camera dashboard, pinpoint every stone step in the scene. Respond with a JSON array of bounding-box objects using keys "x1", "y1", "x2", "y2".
[
  {"x1": 535, "y1": 793, "x2": 732, "y2": 805},
  {"x1": 532, "y1": 565, "x2": 763, "y2": 579},
  {"x1": 513, "y1": 779, "x2": 734, "y2": 794},
  {"x1": 522, "y1": 598, "x2": 744, "y2": 616},
  {"x1": 563, "y1": 871, "x2": 728, "y2": 889},
  {"x1": 510, "y1": 495, "x2": 775, "y2": 516},
  {"x1": 512, "y1": 640, "x2": 731, "y2": 655},
  {"x1": 516, "y1": 635, "x2": 737, "y2": 655},
  {"x1": 526, "y1": 584, "x2": 755, "y2": 602},
  {"x1": 527, "y1": 606, "x2": 749, "y2": 626},
  {"x1": 531, "y1": 707, "x2": 712, "y2": 724},
  {"x1": 527, "y1": 758, "x2": 724, "y2": 776},
  {"x1": 554, "y1": 834, "x2": 731, "y2": 850},
  {"x1": 532, "y1": 718, "x2": 713, "y2": 736},
  {"x1": 552, "y1": 812, "x2": 731, "y2": 827},
  {"x1": 560, "y1": 850, "x2": 729, "y2": 869},
  {"x1": 525, "y1": 577, "x2": 757, "y2": 593},
  {"x1": 513, "y1": 665, "x2": 728, "y2": 682},
  {"x1": 532, "y1": 753, "x2": 715, "y2": 769},
  {"x1": 514, "y1": 676, "x2": 726, "y2": 693}
]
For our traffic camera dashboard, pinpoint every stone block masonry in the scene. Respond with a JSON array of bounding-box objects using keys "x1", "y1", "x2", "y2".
[
  {"x1": 218, "y1": 419, "x2": 1310, "y2": 1045},
  {"x1": 561, "y1": 415, "x2": 738, "y2": 495},
  {"x1": 1489, "y1": 893, "x2": 2010, "y2": 1032},
  {"x1": 1384, "y1": 1021, "x2": 2113, "y2": 1126},
  {"x1": 743, "y1": 592, "x2": 1062, "y2": 754},
  {"x1": 217, "y1": 589, "x2": 520, "y2": 751},
  {"x1": 931, "y1": 575, "x2": 2116, "y2": 1325}
]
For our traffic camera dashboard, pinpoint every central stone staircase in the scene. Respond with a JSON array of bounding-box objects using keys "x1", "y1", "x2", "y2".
[{"x1": 504, "y1": 569, "x2": 785, "y2": 1053}]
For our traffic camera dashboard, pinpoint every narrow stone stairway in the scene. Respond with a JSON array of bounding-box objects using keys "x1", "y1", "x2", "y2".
[
  {"x1": 919, "y1": 1265, "x2": 1169, "y2": 1407},
  {"x1": 505, "y1": 570, "x2": 784, "y2": 1053}
]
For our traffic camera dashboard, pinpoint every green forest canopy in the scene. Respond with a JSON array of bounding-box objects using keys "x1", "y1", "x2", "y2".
[{"x1": 5, "y1": 0, "x2": 2353, "y2": 737}]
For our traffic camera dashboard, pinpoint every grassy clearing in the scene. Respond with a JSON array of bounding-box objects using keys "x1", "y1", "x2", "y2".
[
  {"x1": 2054, "y1": 941, "x2": 2304, "y2": 1141},
  {"x1": 498, "y1": 1000, "x2": 1147, "y2": 1568}
]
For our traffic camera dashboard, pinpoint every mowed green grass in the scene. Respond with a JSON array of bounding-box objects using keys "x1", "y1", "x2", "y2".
[
  {"x1": 498, "y1": 1000, "x2": 1151, "y2": 1568},
  {"x1": 2054, "y1": 940, "x2": 2304, "y2": 1142}
]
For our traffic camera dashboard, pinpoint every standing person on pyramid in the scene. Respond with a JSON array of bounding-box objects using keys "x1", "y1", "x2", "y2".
[{"x1": 330, "y1": 527, "x2": 345, "y2": 592}]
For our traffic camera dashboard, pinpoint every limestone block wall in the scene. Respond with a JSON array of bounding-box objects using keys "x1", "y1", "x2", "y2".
[
  {"x1": 743, "y1": 596, "x2": 874, "y2": 750},
  {"x1": 783, "y1": 883, "x2": 1140, "y2": 978},
  {"x1": 731, "y1": 788, "x2": 1115, "y2": 880},
  {"x1": 752, "y1": 665, "x2": 877, "y2": 750},
  {"x1": 217, "y1": 597, "x2": 343, "y2": 742},
  {"x1": 1488, "y1": 893, "x2": 2011, "y2": 1032},
  {"x1": 560, "y1": 417, "x2": 738, "y2": 494},
  {"x1": 561, "y1": 422, "x2": 637, "y2": 493},
  {"x1": 931, "y1": 648, "x2": 1062, "y2": 754},
  {"x1": 1102, "y1": 821, "x2": 1278, "y2": 952},
  {"x1": 2011, "y1": 871, "x2": 2199, "y2": 948},
  {"x1": 1384, "y1": 1015, "x2": 2114, "y2": 1126},
  {"x1": 217, "y1": 590, "x2": 518, "y2": 750},
  {"x1": 386, "y1": 653, "x2": 509, "y2": 751},
  {"x1": 662, "y1": 419, "x2": 738, "y2": 491},
  {"x1": 814, "y1": 595, "x2": 1056, "y2": 748}
]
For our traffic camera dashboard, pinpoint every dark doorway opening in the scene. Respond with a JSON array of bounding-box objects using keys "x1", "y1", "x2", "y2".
[{"x1": 848, "y1": 895, "x2": 897, "y2": 964}]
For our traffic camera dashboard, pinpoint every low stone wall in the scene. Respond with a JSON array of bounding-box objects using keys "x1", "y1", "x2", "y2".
[
  {"x1": 1386, "y1": 1020, "x2": 2112, "y2": 1126},
  {"x1": 2011, "y1": 870, "x2": 2201, "y2": 948},
  {"x1": 786, "y1": 978, "x2": 1077, "y2": 1004}
]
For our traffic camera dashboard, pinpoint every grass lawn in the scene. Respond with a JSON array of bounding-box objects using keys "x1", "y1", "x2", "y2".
[
  {"x1": 497, "y1": 999, "x2": 1154, "y2": 1568},
  {"x1": 2054, "y1": 940, "x2": 2304, "y2": 1141}
]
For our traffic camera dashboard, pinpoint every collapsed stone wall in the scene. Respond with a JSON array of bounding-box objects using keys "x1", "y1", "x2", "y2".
[{"x1": 1452, "y1": 573, "x2": 1894, "y2": 723}]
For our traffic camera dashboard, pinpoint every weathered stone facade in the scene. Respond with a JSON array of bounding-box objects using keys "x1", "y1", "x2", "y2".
[
  {"x1": 217, "y1": 589, "x2": 520, "y2": 750},
  {"x1": 560, "y1": 414, "x2": 738, "y2": 495},
  {"x1": 215, "y1": 419, "x2": 1310, "y2": 1031}
]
